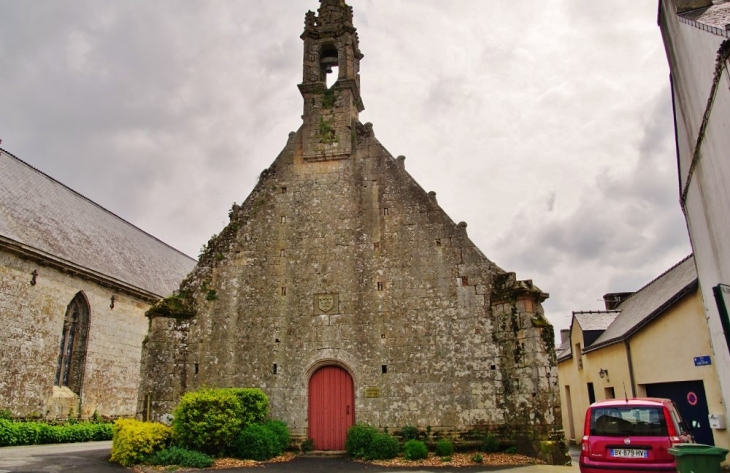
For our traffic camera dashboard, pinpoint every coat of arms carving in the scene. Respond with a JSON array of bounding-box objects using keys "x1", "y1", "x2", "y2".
[{"x1": 315, "y1": 294, "x2": 338, "y2": 314}]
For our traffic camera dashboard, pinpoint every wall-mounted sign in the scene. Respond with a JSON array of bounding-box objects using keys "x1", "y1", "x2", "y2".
[
  {"x1": 694, "y1": 356, "x2": 712, "y2": 366},
  {"x1": 364, "y1": 387, "x2": 381, "y2": 398}
]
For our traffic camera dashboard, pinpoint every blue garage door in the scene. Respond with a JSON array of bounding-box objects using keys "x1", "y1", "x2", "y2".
[{"x1": 645, "y1": 380, "x2": 713, "y2": 445}]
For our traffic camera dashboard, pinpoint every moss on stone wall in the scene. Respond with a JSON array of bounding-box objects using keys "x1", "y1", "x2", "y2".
[{"x1": 146, "y1": 294, "x2": 196, "y2": 319}]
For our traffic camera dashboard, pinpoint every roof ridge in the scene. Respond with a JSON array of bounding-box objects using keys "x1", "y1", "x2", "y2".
[
  {"x1": 616, "y1": 254, "x2": 693, "y2": 308},
  {"x1": 572, "y1": 310, "x2": 621, "y2": 315},
  {"x1": 0, "y1": 147, "x2": 196, "y2": 262}
]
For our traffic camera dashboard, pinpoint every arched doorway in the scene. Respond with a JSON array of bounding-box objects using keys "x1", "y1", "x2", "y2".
[{"x1": 308, "y1": 365, "x2": 354, "y2": 450}]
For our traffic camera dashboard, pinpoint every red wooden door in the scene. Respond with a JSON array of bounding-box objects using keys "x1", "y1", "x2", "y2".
[{"x1": 308, "y1": 365, "x2": 354, "y2": 450}]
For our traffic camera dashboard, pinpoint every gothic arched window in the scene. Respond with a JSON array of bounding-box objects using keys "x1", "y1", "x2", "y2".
[{"x1": 54, "y1": 292, "x2": 90, "y2": 394}]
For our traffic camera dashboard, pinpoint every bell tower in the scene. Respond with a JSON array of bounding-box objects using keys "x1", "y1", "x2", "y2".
[{"x1": 298, "y1": 0, "x2": 364, "y2": 161}]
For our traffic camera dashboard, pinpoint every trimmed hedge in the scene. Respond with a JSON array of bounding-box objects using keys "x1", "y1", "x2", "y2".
[
  {"x1": 435, "y1": 438, "x2": 454, "y2": 457},
  {"x1": 403, "y1": 439, "x2": 429, "y2": 461},
  {"x1": 345, "y1": 424, "x2": 378, "y2": 458},
  {"x1": 230, "y1": 423, "x2": 280, "y2": 460},
  {"x1": 367, "y1": 432, "x2": 400, "y2": 460},
  {"x1": 172, "y1": 387, "x2": 269, "y2": 456},
  {"x1": 0, "y1": 418, "x2": 112, "y2": 447},
  {"x1": 110, "y1": 419, "x2": 171, "y2": 467},
  {"x1": 264, "y1": 420, "x2": 290, "y2": 453}
]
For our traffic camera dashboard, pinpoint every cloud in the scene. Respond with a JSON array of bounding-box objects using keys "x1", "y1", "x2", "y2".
[{"x1": 0, "y1": 0, "x2": 690, "y2": 336}]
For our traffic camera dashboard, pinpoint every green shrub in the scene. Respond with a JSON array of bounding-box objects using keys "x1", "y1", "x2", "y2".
[
  {"x1": 441, "y1": 456, "x2": 452, "y2": 462},
  {"x1": 172, "y1": 388, "x2": 244, "y2": 455},
  {"x1": 400, "y1": 425, "x2": 419, "y2": 441},
  {"x1": 264, "y1": 420, "x2": 290, "y2": 452},
  {"x1": 345, "y1": 424, "x2": 378, "y2": 458},
  {"x1": 482, "y1": 433, "x2": 499, "y2": 453},
  {"x1": 366, "y1": 432, "x2": 400, "y2": 460},
  {"x1": 435, "y1": 438, "x2": 454, "y2": 457},
  {"x1": 403, "y1": 439, "x2": 428, "y2": 461},
  {"x1": 472, "y1": 453, "x2": 484, "y2": 463},
  {"x1": 227, "y1": 388, "x2": 269, "y2": 426},
  {"x1": 230, "y1": 424, "x2": 279, "y2": 460},
  {"x1": 110, "y1": 419, "x2": 171, "y2": 467},
  {"x1": 505, "y1": 445, "x2": 518, "y2": 454},
  {"x1": 144, "y1": 446, "x2": 214, "y2": 468},
  {"x1": 0, "y1": 409, "x2": 12, "y2": 420}
]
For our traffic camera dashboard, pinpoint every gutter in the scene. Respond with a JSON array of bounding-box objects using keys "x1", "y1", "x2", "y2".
[{"x1": 0, "y1": 235, "x2": 164, "y2": 304}]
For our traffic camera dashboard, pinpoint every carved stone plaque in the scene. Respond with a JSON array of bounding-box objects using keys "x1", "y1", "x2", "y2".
[{"x1": 315, "y1": 293, "x2": 338, "y2": 315}]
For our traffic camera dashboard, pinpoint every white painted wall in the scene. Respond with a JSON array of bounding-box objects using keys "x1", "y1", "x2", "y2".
[{"x1": 660, "y1": 0, "x2": 730, "y2": 429}]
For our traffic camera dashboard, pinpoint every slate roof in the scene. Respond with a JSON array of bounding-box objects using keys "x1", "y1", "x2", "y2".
[
  {"x1": 585, "y1": 255, "x2": 697, "y2": 353},
  {"x1": 574, "y1": 311, "x2": 620, "y2": 332},
  {"x1": 680, "y1": 1, "x2": 730, "y2": 30},
  {"x1": 0, "y1": 149, "x2": 196, "y2": 298}
]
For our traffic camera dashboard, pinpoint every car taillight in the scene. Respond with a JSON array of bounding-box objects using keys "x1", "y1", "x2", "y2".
[
  {"x1": 582, "y1": 435, "x2": 590, "y2": 455},
  {"x1": 670, "y1": 436, "x2": 683, "y2": 446}
]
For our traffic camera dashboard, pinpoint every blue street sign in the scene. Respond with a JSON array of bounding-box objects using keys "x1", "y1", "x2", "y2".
[{"x1": 694, "y1": 356, "x2": 712, "y2": 366}]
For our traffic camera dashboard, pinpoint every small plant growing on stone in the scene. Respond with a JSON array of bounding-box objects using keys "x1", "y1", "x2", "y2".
[
  {"x1": 482, "y1": 433, "x2": 499, "y2": 453},
  {"x1": 301, "y1": 438, "x2": 314, "y2": 452},
  {"x1": 472, "y1": 453, "x2": 484, "y2": 463},
  {"x1": 441, "y1": 456, "x2": 452, "y2": 463},
  {"x1": 435, "y1": 439, "x2": 454, "y2": 457},
  {"x1": 205, "y1": 289, "x2": 217, "y2": 301},
  {"x1": 402, "y1": 439, "x2": 428, "y2": 461},
  {"x1": 400, "y1": 425, "x2": 419, "y2": 441}
]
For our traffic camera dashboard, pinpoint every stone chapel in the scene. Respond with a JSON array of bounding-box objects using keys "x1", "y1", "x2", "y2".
[{"x1": 140, "y1": 0, "x2": 562, "y2": 461}]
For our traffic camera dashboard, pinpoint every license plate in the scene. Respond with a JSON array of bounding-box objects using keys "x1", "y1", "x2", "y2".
[{"x1": 611, "y1": 448, "x2": 648, "y2": 458}]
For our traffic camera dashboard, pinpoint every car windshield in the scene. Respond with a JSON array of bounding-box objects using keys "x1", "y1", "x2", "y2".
[{"x1": 590, "y1": 406, "x2": 668, "y2": 436}]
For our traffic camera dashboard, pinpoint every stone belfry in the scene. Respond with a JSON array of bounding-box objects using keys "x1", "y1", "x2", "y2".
[
  {"x1": 140, "y1": 0, "x2": 565, "y2": 462},
  {"x1": 298, "y1": 0, "x2": 364, "y2": 161}
]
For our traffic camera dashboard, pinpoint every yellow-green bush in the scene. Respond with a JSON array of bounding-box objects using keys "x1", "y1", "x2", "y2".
[{"x1": 110, "y1": 418, "x2": 172, "y2": 467}]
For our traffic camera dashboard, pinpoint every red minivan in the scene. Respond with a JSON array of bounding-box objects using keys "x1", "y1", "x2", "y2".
[{"x1": 580, "y1": 398, "x2": 694, "y2": 472}]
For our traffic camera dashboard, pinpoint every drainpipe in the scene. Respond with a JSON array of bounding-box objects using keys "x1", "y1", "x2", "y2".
[{"x1": 624, "y1": 340, "x2": 637, "y2": 397}]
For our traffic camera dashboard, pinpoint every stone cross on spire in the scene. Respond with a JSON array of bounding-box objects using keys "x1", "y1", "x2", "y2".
[{"x1": 298, "y1": 0, "x2": 363, "y2": 161}]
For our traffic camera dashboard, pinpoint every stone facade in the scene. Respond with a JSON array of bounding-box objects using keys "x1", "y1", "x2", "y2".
[
  {"x1": 0, "y1": 246, "x2": 150, "y2": 418},
  {"x1": 0, "y1": 148, "x2": 195, "y2": 420},
  {"x1": 140, "y1": 0, "x2": 562, "y2": 461}
]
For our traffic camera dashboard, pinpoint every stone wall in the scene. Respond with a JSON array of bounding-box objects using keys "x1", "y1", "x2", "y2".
[
  {"x1": 140, "y1": 123, "x2": 560, "y2": 449},
  {"x1": 0, "y1": 247, "x2": 150, "y2": 419}
]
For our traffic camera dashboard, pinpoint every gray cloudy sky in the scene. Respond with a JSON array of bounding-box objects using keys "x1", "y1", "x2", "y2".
[{"x1": 0, "y1": 0, "x2": 691, "y2": 336}]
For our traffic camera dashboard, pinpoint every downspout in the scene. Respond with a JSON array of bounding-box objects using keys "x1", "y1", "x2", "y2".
[{"x1": 624, "y1": 340, "x2": 637, "y2": 397}]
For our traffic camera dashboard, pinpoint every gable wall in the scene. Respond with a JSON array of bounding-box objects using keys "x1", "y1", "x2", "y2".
[{"x1": 140, "y1": 126, "x2": 559, "y2": 447}]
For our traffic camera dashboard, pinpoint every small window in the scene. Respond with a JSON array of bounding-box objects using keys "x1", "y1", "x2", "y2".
[
  {"x1": 194, "y1": 363, "x2": 199, "y2": 374},
  {"x1": 436, "y1": 239, "x2": 441, "y2": 247},
  {"x1": 281, "y1": 287, "x2": 287, "y2": 296},
  {"x1": 272, "y1": 364, "x2": 278, "y2": 375},
  {"x1": 374, "y1": 242, "x2": 380, "y2": 251},
  {"x1": 281, "y1": 216, "x2": 287, "y2": 224},
  {"x1": 381, "y1": 208, "x2": 390, "y2": 216},
  {"x1": 381, "y1": 365, "x2": 388, "y2": 374},
  {"x1": 281, "y1": 186, "x2": 287, "y2": 193},
  {"x1": 377, "y1": 282, "x2": 383, "y2": 291},
  {"x1": 280, "y1": 249, "x2": 286, "y2": 257}
]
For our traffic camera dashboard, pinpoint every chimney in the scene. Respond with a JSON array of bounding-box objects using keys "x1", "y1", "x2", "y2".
[
  {"x1": 603, "y1": 292, "x2": 634, "y2": 310},
  {"x1": 560, "y1": 329, "x2": 570, "y2": 344}
]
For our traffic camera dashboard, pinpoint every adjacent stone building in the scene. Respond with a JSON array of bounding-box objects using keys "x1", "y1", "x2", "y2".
[
  {"x1": 140, "y1": 0, "x2": 562, "y2": 460},
  {"x1": 0, "y1": 149, "x2": 195, "y2": 419}
]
